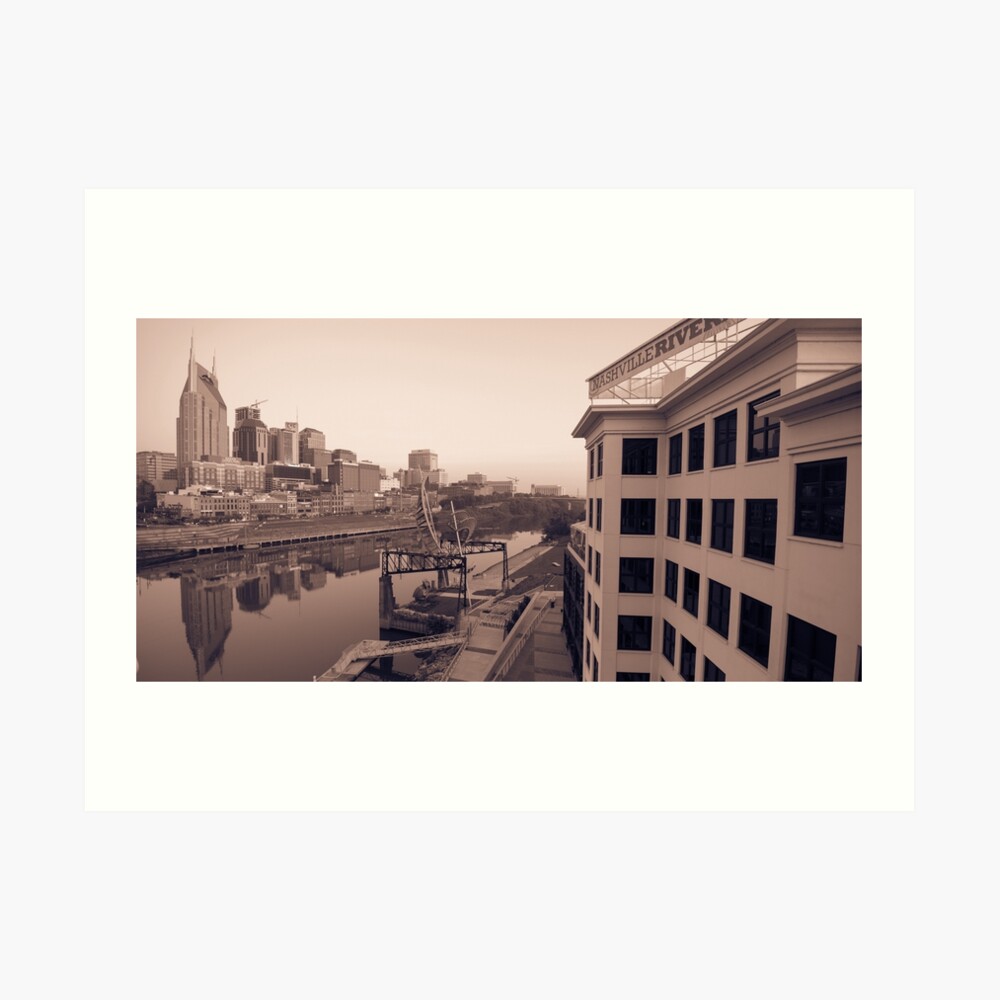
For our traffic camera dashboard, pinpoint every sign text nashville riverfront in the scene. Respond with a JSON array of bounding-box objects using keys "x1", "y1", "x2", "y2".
[{"x1": 588, "y1": 318, "x2": 739, "y2": 397}]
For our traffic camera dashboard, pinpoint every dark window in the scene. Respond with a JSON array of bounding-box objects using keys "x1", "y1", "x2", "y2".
[
  {"x1": 594, "y1": 603, "x2": 600, "y2": 638},
  {"x1": 748, "y1": 391, "x2": 780, "y2": 461},
  {"x1": 662, "y1": 619, "x2": 676, "y2": 663},
  {"x1": 710, "y1": 499, "x2": 734, "y2": 552},
  {"x1": 586, "y1": 592, "x2": 592, "y2": 622},
  {"x1": 785, "y1": 615, "x2": 837, "y2": 682},
  {"x1": 589, "y1": 448, "x2": 594, "y2": 479},
  {"x1": 621, "y1": 498, "x2": 655, "y2": 535},
  {"x1": 616, "y1": 671, "x2": 650, "y2": 682},
  {"x1": 713, "y1": 409, "x2": 738, "y2": 467},
  {"x1": 683, "y1": 569, "x2": 700, "y2": 618},
  {"x1": 667, "y1": 499, "x2": 680, "y2": 538},
  {"x1": 795, "y1": 459, "x2": 847, "y2": 542},
  {"x1": 587, "y1": 545, "x2": 592, "y2": 575},
  {"x1": 686, "y1": 499, "x2": 702, "y2": 544},
  {"x1": 588, "y1": 499, "x2": 593, "y2": 527},
  {"x1": 744, "y1": 499, "x2": 778, "y2": 563},
  {"x1": 619, "y1": 557, "x2": 654, "y2": 594},
  {"x1": 707, "y1": 579, "x2": 731, "y2": 638},
  {"x1": 622, "y1": 438, "x2": 657, "y2": 475},
  {"x1": 594, "y1": 551, "x2": 602, "y2": 584},
  {"x1": 664, "y1": 559, "x2": 678, "y2": 602},
  {"x1": 596, "y1": 499, "x2": 603, "y2": 531},
  {"x1": 688, "y1": 425, "x2": 704, "y2": 472},
  {"x1": 739, "y1": 594, "x2": 772, "y2": 668},
  {"x1": 680, "y1": 637, "x2": 696, "y2": 681},
  {"x1": 586, "y1": 639, "x2": 590, "y2": 664},
  {"x1": 617, "y1": 615, "x2": 652, "y2": 651},
  {"x1": 703, "y1": 659, "x2": 726, "y2": 682},
  {"x1": 593, "y1": 657, "x2": 599, "y2": 681},
  {"x1": 668, "y1": 433, "x2": 682, "y2": 475},
  {"x1": 597, "y1": 443, "x2": 603, "y2": 477}
]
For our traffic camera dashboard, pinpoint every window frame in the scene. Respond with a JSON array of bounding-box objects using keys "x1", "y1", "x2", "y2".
[
  {"x1": 794, "y1": 458, "x2": 847, "y2": 542},
  {"x1": 706, "y1": 579, "x2": 731, "y2": 638},
  {"x1": 710, "y1": 499, "x2": 735, "y2": 553},
  {"x1": 666, "y1": 498, "x2": 680, "y2": 539},
  {"x1": 747, "y1": 391, "x2": 781, "y2": 462},
  {"x1": 682, "y1": 568, "x2": 700, "y2": 618},
  {"x1": 744, "y1": 498, "x2": 778, "y2": 564},
  {"x1": 738, "y1": 594, "x2": 773, "y2": 668},
  {"x1": 617, "y1": 614, "x2": 653, "y2": 652},
  {"x1": 668, "y1": 433, "x2": 682, "y2": 475},
  {"x1": 662, "y1": 619, "x2": 676, "y2": 664},
  {"x1": 621, "y1": 498, "x2": 656, "y2": 535},
  {"x1": 686, "y1": 498, "x2": 703, "y2": 544},
  {"x1": 688, "y1": 424, "x2": 705, "y2": 472},
  {"x1": 784, "y1": 614, "x2": 837, "y2": 682},
  {"x1": 664, "y1": 559, "x2": 678, "y2": 602},
  {"x1": 680, "y1": 637, "x2": 696, "y2": 681},
  {"x1": 713, "y1": 409, "x2": 738, "y2": 468},
  {"x1": 621, "y1": 438, "x2": 658, "y2": 476},
  {"x1": 619, "y1": 556, "x2": 655, "y2": 594}
]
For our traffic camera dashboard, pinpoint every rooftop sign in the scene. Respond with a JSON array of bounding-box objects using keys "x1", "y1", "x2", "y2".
[{"x1": 588, "y1": 318, "x2": 738, "y2": 397}]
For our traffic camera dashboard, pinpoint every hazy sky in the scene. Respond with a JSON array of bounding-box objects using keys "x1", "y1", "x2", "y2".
[{"x1": 137, "y1": 318, "x2": 677, "y2": 496}]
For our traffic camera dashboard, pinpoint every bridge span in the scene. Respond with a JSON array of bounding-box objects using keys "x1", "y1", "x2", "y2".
[{"x1": 314, "y1": 631, "x2": 468, "y2": 681}]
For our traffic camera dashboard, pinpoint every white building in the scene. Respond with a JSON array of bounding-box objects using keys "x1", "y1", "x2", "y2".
[{"x1": 571, "y1": 318, "x2": 861, "y2": 682}]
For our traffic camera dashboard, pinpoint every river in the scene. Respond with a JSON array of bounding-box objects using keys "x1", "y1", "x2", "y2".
[{"x1": 136, "y1": 530, "x2": 544, "y2": 681}]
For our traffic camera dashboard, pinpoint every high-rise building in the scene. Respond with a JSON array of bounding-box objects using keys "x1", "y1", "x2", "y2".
[
  {"x1": 570, "y1": 318, "x2": 862, "y2": 683},
  {"x1": 331, "y1": 448, "x2": 357, "y2": 463},
  {"x1": 467, "y1": 473, "x2": 487, "y2": 485},
  {"x1": 233, "y1": 405, "x2": 269, "y2": 466},
  {"x1": 176, "y1": 341, "x2": 229, "y2": 465},
  {"x1": 299, "y1": 427, "x2": 326, "y2": 463},
  {"x1": 269, "y1": 423, "x2": 299, "y2": 465},
  {"x1": 408, "y1": 449, "x2": 438, "y2": 472}
]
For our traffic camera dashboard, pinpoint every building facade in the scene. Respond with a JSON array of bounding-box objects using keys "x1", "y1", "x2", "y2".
[
  {"x1": 532, "y1": 484, "x2": 562, "y2": 496},
  {"x1": 571, "y1": 318, "x2": 861, "y2": 682},
  {"x1": 136, "y1": 451, "x2": 178, "y2": 482},
  {"x1": 179, "y1": 457, "x2": 266, "y2": 491}
]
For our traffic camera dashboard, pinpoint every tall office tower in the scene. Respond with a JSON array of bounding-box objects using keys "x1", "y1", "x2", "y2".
[
  {"x1": 408, "y1": 449, "x2": 438, "y2": 472},
  {"x1": 299, "y1": 427, "x2": 326, "y2": 466},
  {"x1": 268, "y1": 423, "x2": 299, "y2": 465},
  {"x1": 176, "y1": 341, "x2": 229, "y2": 464},
  {"x1": 233, "y1": 405, "x2": 269, "y2": 466}
]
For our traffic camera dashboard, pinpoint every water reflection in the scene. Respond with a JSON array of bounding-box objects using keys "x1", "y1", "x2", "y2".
[{"x1": 137, "y1": 530, "x2": 541, "y2": 682}]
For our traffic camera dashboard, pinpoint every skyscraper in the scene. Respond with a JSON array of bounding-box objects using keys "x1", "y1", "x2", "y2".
[
  {"x1": 176, "y1": 340, "x2": 229, "y2": 465},
  {"x1": 233, "y1": 405, "x2": 269, "y2": 466},
  {"x1": 408, "y1": 449, "x2": 438, "y2": 472}
]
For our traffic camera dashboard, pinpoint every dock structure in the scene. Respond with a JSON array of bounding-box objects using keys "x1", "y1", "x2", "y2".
[{"x1": 314, "y1": 632, "x2": 469, "y2": 681}]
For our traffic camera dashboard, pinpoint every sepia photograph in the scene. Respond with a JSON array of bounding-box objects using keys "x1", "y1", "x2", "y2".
[{"x1": 137, "y1": 317, "x2": 861, "y2": 683}]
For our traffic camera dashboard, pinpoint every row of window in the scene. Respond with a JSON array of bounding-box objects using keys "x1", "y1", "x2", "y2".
[
  {"x1": 619, "y1": 608, "x2": 839, "y2": 681},
  {"x1": 588, "y1": 393, "x2": 781, "y2": 482},
  {"x1": 617, "y1": 457, "x2": 847, "y2": 545},
  {"x1": 587, "y1": 497, "x2": 603, "y2": 530}
]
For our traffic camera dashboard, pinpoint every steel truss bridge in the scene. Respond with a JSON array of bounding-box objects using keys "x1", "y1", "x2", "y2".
[{"x1": 381, "y1": 540, "x2": 509, "y2": 608}]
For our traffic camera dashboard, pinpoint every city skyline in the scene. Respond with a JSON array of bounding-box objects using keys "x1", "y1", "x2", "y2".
[{"x1": 137, "y1": 318, "x2": 680, "y2": 495}]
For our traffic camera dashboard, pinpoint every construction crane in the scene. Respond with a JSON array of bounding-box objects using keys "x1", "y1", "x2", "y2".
[
  {"x1": 507, "y1": 476, "x2": 518, "y2": 494},
  {"x1": 248, "y1": 398, "x2": 268, "y2": 410}
]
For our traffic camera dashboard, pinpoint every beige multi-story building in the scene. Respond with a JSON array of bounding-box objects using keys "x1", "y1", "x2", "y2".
[
  {"x1": 571, "y1": 318, "x2": 861, "y2": 682},
  {"x1": 136, "y1": 451, "x2": 178, "y2": 482},
  {"x1": 179, "y1": 457, "x2": 266, "y2": 491},
  {"x1": 531, "y1": 484, "x2": 562, "y2": 496}
]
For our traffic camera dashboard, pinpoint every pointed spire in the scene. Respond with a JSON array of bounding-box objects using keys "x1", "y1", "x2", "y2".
[{"x1": 212, "y1": 351, "x2": 217, "y2": 379}]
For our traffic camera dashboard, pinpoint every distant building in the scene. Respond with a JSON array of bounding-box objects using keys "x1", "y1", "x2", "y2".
[
  {"x1": 177, "y1": 341, "x2": 228, "y2": 464},
  {"x1": 466, "y1": 473, "x2": 487, "y2": 485},
  {"x1": 158, "y1": 489, "x2": 251, "y2": 520},
  {"x1": 265, "y1": 463, "x2": 314, "y2": 491},
  {"x1": 233, "y1": 405, "x2": 269, "y2": 466},
  {"x1": 136, "y1": 451, "x2": 177, "y2": 482},
  {"x1": 408, "y1": 449, "x2": 438, "y2": 472},
  {"x1": 268, "y1": 423, "x2": 299, "y2": 465},
  {"x1": 331, "y1": 448, "x2": 357, "y2": 462},
  {"x1": 328, "y1": 460, "x2": 360, "y2": 491},
  {"x1": 532, "y1": 484, "x2": 562, "y2": 496},
  {"x1": 299, "y1": 426, "x2": 326, "y2": 460},
  {"x1": 359, "y1": 461, "x2": 381, "y2": 493},
  {"x1": 486, "y1": 480, "x2": 515, "y2": 496},
  {"x1": 179, "y1": 457, "x2": 266, "y2": 491}
]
